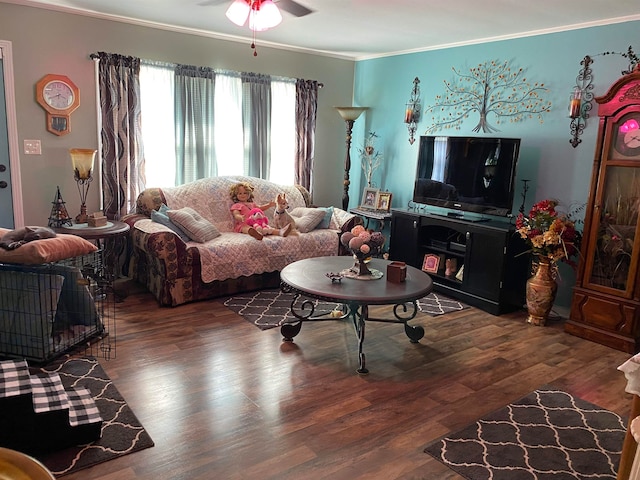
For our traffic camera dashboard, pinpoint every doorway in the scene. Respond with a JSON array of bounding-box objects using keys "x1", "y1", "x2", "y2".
[{"x1": 0, "y1": 40, "x2": 23, "y2": 229}]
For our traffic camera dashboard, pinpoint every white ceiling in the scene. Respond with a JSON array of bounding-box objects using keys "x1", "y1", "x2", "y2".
[{"x1": 6, "y1": 0, "x2": 640, "y2": 59}]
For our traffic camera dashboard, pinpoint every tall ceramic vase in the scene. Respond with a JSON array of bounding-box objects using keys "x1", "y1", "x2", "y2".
[{"x1": 526, "y1": 256, "x2": 558, "y2": 326}]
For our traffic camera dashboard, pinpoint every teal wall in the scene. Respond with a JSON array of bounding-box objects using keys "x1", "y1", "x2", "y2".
[{"x1": 354, "y1": 22, "x2": 640, "y2": 307}]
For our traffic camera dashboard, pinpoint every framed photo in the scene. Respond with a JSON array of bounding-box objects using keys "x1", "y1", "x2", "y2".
[
  {"x1": 376, "y1": 192, "x2": 392, "y2": 212},
  {"x1": 361, "y1": 187, "x2": 379, "y2": 209},
  {"x1": 422, "y1": 253, "x2": 440, "y2": 273}
]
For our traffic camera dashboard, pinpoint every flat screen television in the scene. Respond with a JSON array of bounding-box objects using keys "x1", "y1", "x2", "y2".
[{"x1": 413, "y1": 135, "x2": 521, "y2": 218}]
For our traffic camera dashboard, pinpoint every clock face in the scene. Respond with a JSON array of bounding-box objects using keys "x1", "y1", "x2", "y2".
[
  {"x1": 613, "y1": 114, "x2": 640, "y2": 157},
  {"x1": 43, "y1": 80, "x2": 75, "y2": 110}
]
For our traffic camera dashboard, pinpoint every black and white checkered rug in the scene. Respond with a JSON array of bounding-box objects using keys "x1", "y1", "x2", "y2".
[{"x1": 223, "y1": 289, "x2": 469, "y2": 330}]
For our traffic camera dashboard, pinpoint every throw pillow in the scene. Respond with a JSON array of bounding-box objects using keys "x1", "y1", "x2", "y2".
[
  {"x1": 151, "y1": 204, "x2": 191, "y2": 242},
  {"x1": 290, "y1": 207, "x2": 326, "y2": 233},
  {"x1": 167, "y1": 207, "x2": 220, "y2": 243},
  {"x1": 316, "y1": 206, "x2": 334, "y2": 229},
  {"x1": 0, "y1": 230, "x2": 97, "y2": 265}
]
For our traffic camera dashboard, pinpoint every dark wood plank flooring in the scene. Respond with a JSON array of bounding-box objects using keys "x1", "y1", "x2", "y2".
[{"x1": 64, "y1": 286, "x2": 633, "y2": 480}]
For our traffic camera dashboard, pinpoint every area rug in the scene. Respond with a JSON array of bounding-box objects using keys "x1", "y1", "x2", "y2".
[
  {"x1": 223, "y1": 289, "x2": 469, "y2": 330},
  {"x1": 424, "y1": 386, "x2": 627, "y2": 480},
  {"x1": 32, "y1": 356, "x2": 154, "y2": 477}
]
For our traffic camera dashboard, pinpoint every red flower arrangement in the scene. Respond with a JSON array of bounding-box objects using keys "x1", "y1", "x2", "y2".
[{"x1": 515, "y1": 199, "x2": 582, "y2": 268}]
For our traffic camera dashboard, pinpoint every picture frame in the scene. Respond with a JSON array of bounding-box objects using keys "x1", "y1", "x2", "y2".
[
  {"x1": 422, "y1": 253, "x2": 440, "y2": 273},
  {"x1": 361, "y1": 187, "x2": 379, "y2": 209},
  {"x1": 376, "y1": 192, "x2": 392, "y2": 212}
]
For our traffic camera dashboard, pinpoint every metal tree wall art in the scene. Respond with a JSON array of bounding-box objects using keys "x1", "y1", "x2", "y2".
[{"x1": 425, "y1": 59, "x2": 552, "y2": 133}]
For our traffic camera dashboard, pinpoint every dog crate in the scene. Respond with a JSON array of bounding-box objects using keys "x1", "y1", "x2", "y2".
[{"x1": 0, "y1": 250, "x2": 115, "y2": 363}]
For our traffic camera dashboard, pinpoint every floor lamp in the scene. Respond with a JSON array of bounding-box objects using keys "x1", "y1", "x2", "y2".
[{"x1": 335, "y1": 106, "x2": 368, "y2": 211}]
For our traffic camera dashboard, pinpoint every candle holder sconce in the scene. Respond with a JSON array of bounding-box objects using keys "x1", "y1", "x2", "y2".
[
  {"x1": 569, "y1": 55, "x2": 594, "y2": 148},
  {"x1": 568, "y1": 47, "x2": 639, "y2": 148},
  {"x1": 404, "y1": 77, "x2": 421, "y2": 145}
]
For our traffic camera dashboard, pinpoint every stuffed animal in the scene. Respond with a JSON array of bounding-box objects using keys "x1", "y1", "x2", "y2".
[{"x1": 245, "y1": 208, "x2": 270, "y2": 232}]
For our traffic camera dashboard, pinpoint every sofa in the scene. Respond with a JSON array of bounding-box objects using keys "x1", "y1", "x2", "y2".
[{"x1": 123, "y1": 176, "x2": 360, "y2": 306}]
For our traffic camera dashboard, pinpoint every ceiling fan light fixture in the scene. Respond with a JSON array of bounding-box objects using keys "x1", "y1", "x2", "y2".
[
  {"x1": 249, "y1": 0, "x2": 282, "y2": 31},
  {"x1": 225, "y1": 0, "x2": 251, "y2": 26}
]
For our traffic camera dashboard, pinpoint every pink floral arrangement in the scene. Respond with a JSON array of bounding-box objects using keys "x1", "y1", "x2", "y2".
[
  {"x1": 340, "y1": 225, "x2": 385, "y2": 258},
  {"x1": 515, "y1": 199, "x2": 582, "y2": 268}
]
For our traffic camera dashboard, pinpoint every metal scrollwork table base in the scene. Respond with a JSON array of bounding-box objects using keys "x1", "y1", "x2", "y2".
[{"x1": 279, "y1": 257, "x2": 433, "y2": 374}]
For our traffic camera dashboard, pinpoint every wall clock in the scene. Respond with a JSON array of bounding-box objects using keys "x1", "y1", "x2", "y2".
[
  {"x1": 612, "y1": 113, "x2": 640, "y2": 157},
  {"x1": 35, "y1": 74, "x2": 80, "y2": 136}
]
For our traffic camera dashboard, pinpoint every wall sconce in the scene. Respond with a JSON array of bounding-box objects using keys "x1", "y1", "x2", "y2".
[
  {"x1": 569, "y1": 55, "x2": 594, "y2": 148},
  {"x1": 404, "y1": 77, "x2": 421, "y2": 145},
  {"x1": 335, "y1": 106, "x2": 368, "y2": 210},
  {"x1": 70, "y1": 148, "x2": 97, "y2": 224}
]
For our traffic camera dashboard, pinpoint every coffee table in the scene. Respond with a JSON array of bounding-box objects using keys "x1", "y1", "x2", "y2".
[{"x1": 279, "y1": 256, "x2": 433, "y2": 374}]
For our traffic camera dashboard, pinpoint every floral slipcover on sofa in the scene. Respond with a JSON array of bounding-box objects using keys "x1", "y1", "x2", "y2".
[{"x1": 123, "y1": 176, "x2": 359, "y2": 306}]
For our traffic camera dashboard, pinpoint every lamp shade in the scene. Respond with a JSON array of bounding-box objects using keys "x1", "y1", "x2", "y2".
[
  {"x1": 335, "y1": 106, "x2": 368, "y2": 121},
  {"x1": 249, "y1": 0, "x2": 282, "y2": 31},
  {"x1": 70, "y1": 148, "x2": 97, "y2": 180},
  {"x1": 226, "y1": 0, "x2": 251, "y2": 26}
]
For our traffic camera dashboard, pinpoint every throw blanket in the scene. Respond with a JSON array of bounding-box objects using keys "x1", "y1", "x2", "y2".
[{"x1": 134, "y1": 220, "x2": 339, "y2": 283}]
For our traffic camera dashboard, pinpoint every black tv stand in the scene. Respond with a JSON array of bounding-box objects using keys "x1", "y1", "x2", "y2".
[
  {"x1": 388, "y1": 208, "x2": 529, "y2": 315},
  {"x1": 430, "y1": 212, "x2": 491, "y2": 223}
]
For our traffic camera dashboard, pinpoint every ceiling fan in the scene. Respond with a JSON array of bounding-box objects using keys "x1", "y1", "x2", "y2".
[{"x1": 198, "y1": 0, "x2": 314, "y2": 18}]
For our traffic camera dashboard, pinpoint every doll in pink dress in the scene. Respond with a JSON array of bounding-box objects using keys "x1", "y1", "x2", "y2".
[{"x1": 229, "y1": 182, "x2": 292, "y2": 240}]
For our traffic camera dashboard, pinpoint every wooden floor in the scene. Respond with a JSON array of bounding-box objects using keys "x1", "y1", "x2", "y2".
[{"x1": 64, "y1": 286, "x2": 633, "y2": 480}]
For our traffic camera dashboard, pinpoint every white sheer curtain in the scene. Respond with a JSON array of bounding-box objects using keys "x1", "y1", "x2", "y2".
[
  {"x1": 139, "y1": 63, "x2": 297, "y2": 188},
  {"x1": 270, "y1": 80, "x2": 295, "y2": 185},
  {"x1": 214, "y1": 74, "x2": 243, "y2": 176},
  {"x1": 139, "y1": 64, "x2": 175, "y2": 187}
]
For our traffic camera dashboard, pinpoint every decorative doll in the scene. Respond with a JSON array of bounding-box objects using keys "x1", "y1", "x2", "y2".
[{"x1": 229, "y1": 182, "x2": 291, "y2": 240}]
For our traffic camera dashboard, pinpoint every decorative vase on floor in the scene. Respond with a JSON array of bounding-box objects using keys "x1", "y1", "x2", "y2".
[{"x1": 526, "y1": 256, "x2": 557, "y2": 326}]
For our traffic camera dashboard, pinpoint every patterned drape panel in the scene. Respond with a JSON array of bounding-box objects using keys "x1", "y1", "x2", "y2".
[
  {"x1": 95, "y1": 52, "x2": 144, "y2": 219},
  {"x1": 174, "y1": 65, "x2": 216, "y2": 184},
  {"x1": 295, "y1": 79, "x2": 318, "y2": 194},
  {"x1": 241, "y1": 73, "x2": 271, "y2": 179},
  {"x1": 94, "y1": 52, "x2": 144, "y2": 278}
]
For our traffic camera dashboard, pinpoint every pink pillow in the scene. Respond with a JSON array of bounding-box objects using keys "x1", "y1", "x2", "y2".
[{"x1": 0, "y1": 228, "x2": 97, "y2": 264}]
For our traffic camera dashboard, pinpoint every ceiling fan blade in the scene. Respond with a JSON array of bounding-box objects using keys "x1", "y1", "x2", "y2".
[
  {"x1": 276, "y1": 0, "x2": 314, "y2": 17},
  {"x1": 197, "y1": 0, "x2": 228, "y2": 6}
]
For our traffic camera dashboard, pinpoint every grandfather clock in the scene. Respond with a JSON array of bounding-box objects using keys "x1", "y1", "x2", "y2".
[{"x1": 565, "y1": 65, "x2": 640, "y2": 353}]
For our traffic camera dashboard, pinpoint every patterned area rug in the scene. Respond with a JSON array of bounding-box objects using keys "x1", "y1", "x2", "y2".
[
  {"x1": 424, "y1": 386, "x2": 627, "y2": 480},
  {"x1": 223, "y1": 289, "x2": 469, "y2": 330},
  {"x1": 32, "y1": 356, "x2": 154, "y2": 477}
]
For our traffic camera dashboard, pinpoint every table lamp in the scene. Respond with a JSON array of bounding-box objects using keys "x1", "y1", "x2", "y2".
[{"x1": 70, "y1": 148, "x2": 97, "y2": 224}]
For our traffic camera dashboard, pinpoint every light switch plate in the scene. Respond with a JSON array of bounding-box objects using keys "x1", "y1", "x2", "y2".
[{"x1": 24, "y1": 139, "x2": 42, "y2": 155}]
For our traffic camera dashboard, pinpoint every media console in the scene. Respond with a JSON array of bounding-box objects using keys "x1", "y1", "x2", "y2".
[{"x1": 388, "y1": 208, "x2": 530, "y2": 315}]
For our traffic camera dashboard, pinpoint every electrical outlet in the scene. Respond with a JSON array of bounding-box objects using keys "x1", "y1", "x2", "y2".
[{"x1": 24, "y1": 139, "x2": 42, "y2": 155}]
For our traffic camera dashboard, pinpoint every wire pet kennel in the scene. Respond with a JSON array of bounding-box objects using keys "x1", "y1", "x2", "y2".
[{"x1": 0, "y1": 250, "x2": 114, "y2": 363}]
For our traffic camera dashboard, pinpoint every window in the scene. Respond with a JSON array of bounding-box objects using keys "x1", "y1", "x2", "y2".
[{"x1": 139, "y1": 62, "x2": 296, "y2": 188}]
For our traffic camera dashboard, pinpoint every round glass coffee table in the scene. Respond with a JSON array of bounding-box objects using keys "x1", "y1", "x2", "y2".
[{"x1": 280, "y1": 256, "x2": 433, "y2": 374}]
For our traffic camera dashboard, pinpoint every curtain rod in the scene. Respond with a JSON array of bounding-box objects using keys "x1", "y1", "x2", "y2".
[{"x1": 89, "y1": 53, "x2": 323, "y2": 88}]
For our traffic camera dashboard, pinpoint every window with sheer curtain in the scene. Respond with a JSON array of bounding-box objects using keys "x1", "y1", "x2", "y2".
[{"x1": 139, "y1": 62, "x2": 295, "y2": 188}]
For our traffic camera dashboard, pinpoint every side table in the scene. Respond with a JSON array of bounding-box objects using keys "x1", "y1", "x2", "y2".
[
  {"x1": 349, "y1": 207, "x2": 392, "y2": 231},
  {"x1": 52, "y1": 220, "x2": 130, "y2": 300},
  {"x1": 52, "y1": 220, "x2": 130, "y2": 245}
]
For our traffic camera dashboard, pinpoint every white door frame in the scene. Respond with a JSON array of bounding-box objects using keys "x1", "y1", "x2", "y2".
[{"x1": 0, "y1": 39, "x2": 24, "y2": 228}]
